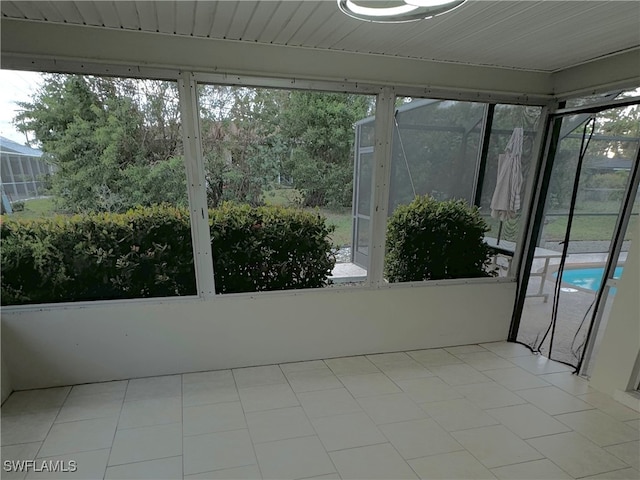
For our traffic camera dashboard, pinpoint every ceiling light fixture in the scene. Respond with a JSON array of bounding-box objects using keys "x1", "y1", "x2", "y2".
[{"x1": 337, "y1": 0, "x2": 467, "y2": 23}]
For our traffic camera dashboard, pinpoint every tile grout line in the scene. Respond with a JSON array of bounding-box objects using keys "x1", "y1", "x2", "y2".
[
  {"x1": 232, "y1": 366, "x2": 265, "y2": 480},
  {"x1": 105, "y1": 435, "x2": 183, "y2": 469},
  {"x1": 184, "y1": 463, "x2": 258, "y2": 479},
  {"x1": 362, "y1": 352, "x2": 584, "y2": 476},
  {"x1": 8, "y1": 347, "x2": 638, "y2": 479},
  {"x1": 252, "y1": 432, "x2": 322, "y2": 446},
  {"x1": 30, "y1": 386, "x2": 73, "y2": 461},
  {"x1": 491, "y1": 462, "x2": 574, "y2": 479},
  {"x1": 434, "y1": 352, "x2": 563, "y2": 477},
  {"x1": 183, "y1": 459, "x2": 258, "y2": 479},
  {"x1": 99, "y1": 454, "x2": 183, "y2": 473},
  {"x1": 325, "y1": 355, "x2": 448, "y2": 479},
  {"x1": 400, "y1": 346, "x2": 502, "y2": 479},
  {"x1": 28, "y1": 446, "x2": 113, "y2": 460},
  {"x1": 289, "y1": 360, "x2": 346, "y2": 478},
  {"x1": 400, "y1": 349, "x2": 589, "y2": 477},
  {"x1": 522, "y1": 430, "x2": 637, "y2": 476},
  {"x1": 601, "y1": 438, "x2": 640, "y2": 448},
  {"x1": 104, "y1": 379, "x2": 130, "y2": 478}
]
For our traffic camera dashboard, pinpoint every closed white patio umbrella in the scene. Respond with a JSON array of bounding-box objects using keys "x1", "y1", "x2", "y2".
[{"x1": 491, "y1": 127, "x2": 524, "y2": 244}]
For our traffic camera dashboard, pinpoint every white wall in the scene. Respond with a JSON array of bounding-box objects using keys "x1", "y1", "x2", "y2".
[
  {"x1": 1, "y1": 281, "x2": 515, "y2": 390},
  {"x1": 1, "y1": 350, "x2": 12, "y2": 403},
  {"x1": 590, "y1": 221, "x2": 640, "y2": 398}
]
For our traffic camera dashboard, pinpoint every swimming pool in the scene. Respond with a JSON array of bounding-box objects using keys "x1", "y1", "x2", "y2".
[{"x1": 553, "y1": 266, "x2": 623, "y2": 292}]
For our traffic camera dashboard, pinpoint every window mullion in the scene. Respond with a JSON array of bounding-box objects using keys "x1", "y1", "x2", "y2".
[
  {"x1": 178, "y1": 72, "x2": 216, "y2": 298},
  {"x1": 367, "y1": 87, "x2": 395, "y2": 287}
]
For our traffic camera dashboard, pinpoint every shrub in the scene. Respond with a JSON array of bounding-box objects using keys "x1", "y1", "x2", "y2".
[
  {"x1": 583, "y1": 172, "x2": 628, "y2": 202},
  {"x1": 585, "y1": 171, "x2": 629, "y2": 190},
  {"x1": 1, "y1": 204, "x2": 335, "y2": 305},
  {"x1": 210, "y1": 203, "x2": 335, "y2": 293},
  {"x1": 1, "y1": 205, "x2": 196, "y2": 305},
  {"x1": 385, "y1": 196, "x2": 493, "y2": 282},
  {"x1": 11, "y1": 201, "x2": 25, "y2": 212}
]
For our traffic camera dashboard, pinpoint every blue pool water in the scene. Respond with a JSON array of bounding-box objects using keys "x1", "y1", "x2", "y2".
[{"x1": 554, "y1": 266, "x2": 623, "y2": 292}]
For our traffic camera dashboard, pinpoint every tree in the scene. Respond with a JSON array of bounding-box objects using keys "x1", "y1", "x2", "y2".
[
  {"x1": 18, "y1": 77, "x2": 374, "y2": 212},
  {"x1": 544, "y1": 106, "x2": 639, "y2": 212},
  {"x1": 198, "y1": 87, "x2": 374, "y2": 210},
  {"x1": 593, "y1": 104, "x2": 640, "y2": 159},
  {"x1": 280, "y1": 91, "x2": 372, "y2": 209},
  {"x1": 198, "y1": 86, "x2": 286, "y2": 207},
  {"x1": 15, "y1": 74, "x2": 187, "y2": 213}
]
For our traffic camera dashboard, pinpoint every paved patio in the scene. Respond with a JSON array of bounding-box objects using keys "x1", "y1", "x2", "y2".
[
  {"x1": 329, "y1": 262, "x2": 367, "y2": 284},
  {"x1": 2, "y1": 342, "x2": 638, "y2": 479}
]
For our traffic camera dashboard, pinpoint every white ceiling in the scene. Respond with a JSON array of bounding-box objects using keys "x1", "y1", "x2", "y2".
[{"x1": 2, "y1": 0, "x2": 639, "y2": 73}]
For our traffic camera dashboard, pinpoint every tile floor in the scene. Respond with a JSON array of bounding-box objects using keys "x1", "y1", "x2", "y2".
[{"x1": 2, "y1": 342, "x2": 639, "y2": 479}]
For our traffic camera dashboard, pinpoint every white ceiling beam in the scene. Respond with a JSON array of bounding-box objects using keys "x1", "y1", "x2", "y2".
[
  {"x1": 552, "y1": 49, "x2": 640, "y2": 99},
  {"x1": 0, "y1": 19, "x2": 553, "y2": 101}
]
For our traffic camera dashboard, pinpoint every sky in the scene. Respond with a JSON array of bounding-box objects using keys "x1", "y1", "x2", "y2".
[{"x1": 0, "y1": 69, "x2": 43, "y2": 144}]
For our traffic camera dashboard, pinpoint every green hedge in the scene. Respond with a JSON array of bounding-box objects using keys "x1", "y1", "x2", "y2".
[
  {"x1": 1, "y1": 204, "x2": 335, "y2": 305},
  {"x1": 385, "y1": 196, "x2": 493, "y2": 282},
  {"x1": 210, "y1": 203, "x2": 334, "y2": 294}
]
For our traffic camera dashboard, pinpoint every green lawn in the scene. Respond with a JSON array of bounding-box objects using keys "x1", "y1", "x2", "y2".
[
  {"x1": 543, "y1": 215, "x2": 638, "y2": 241},
  {"x1": 263, "y1": 187, "x2": 353, "y2": 248},
  {"x1": 7, "y1": 191, "x2": 356, "y2": 248},
  {"x1": 320, "y1": 209, "x2": 352, "y2": 247},
  {"x1": 265, "y1": 191, "x2": 638, "y2": 247},
  {"x1": 481, "y1": 198, "x2": 639, "y2": 243},
  {"x1": 262, "y1": 187, "x2": 301, "y2": 206},
  {"x1": 482, "y1": 214, "x2": 635, "y2": 243},
  {"x1": 542, "y1": 200, "x2": 638, "y2": 241},
  {"x1": 5, "y1": 197, "x2": 58, "y2": 219},
  {"x1": 15, "y1": 192, "x2": 630, "y2": 247}
]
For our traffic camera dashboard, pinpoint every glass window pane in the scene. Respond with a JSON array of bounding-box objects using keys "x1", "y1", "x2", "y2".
[
  {"x1": 357, "y1": 152, "x2": 373, "y2": 216},
  {"x1": 517, "y1": 102, "x2": 640, "y2": 368},
  {"x1": 479, "y1": 105, "x2": 542, "y2": 250},
  {"x1": 384, "y1": 98, "x2": 491, "y2": 283},
  {"x1": 359, "y1": 121, "x2": 375, "y2": 148},
  {"x1": 1, "y1": 72, "x2": 196, "y2": 305},
  {"x1": 198, "y1": 85, "x2": 375, "y2": 292},
  {"x1": 541, "y1": 106, "x2": 638, "y2": 254},
  {"x1": 389, "y1": 99, "x2": 485, "y2": 211},
  {"x1": 356, "y1": 217, "x2": 369, "y2": 256}
]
